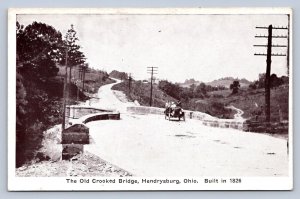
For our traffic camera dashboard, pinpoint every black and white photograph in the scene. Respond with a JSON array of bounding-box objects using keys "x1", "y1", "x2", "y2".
[{"x1": 8, "y1": 8, "x2": 293, "y2": 191}]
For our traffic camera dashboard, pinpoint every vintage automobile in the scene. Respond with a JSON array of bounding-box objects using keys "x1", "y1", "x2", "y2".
[{"x1": 164, "y1": 106, "x2": 185, "y2": 121}]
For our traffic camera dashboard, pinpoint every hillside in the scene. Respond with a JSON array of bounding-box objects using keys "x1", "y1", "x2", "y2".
[
  {"x1": 112, "y1": 77, "x2": 234, "y2": 119},
  {"x1": 58, "y1": 65, "x2": 115, "y2": 94},
  {"x1": 219, "y1": 85, "x2": 289, "y2": 121},
  {"x1": 180, "y1": 78, "x2": 201, "y2": 88},
  {"x1": 110, "y1": 70, "x2": 289, "y2": 134},
  {"x1": 111, "y1": 79, "x2": 177, "y2": 108},
  {"x1": 179, "y1": 77, "x2": 252, "y2": 88},
  {"x1": 109, "y1": 70, "x2": 128, "y2": 80},
  {"x1": 205, "y1": 84, "x2": 289, "y2": 134},
  {"x1": 206, "y1": 77, "x2": 252, "y2": 88}
]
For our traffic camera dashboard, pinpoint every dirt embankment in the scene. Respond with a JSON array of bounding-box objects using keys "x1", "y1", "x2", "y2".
[
  {"x1": 16, "y1": 151, "x2": 132, "y2": 177},
  {"x1": 16, "y1": 118, "x2": 132, "y2": 177}
]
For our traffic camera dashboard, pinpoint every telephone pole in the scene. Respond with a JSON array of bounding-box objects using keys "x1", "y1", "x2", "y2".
[
  {"x1": 147, "y1": 67, "x2": 158, "y2": 107},
  {"x1": 62, "y1": 47, "x2": 68, "y2": 130},
  {"x1": 128, "y1": 73, "x2": 133, "y2": 93},
  {"x1": 77, "y1": 65, "x2": 83, "y2": 101},
  {"x1": 254, "y1": 24, "x2": 288, "y2": 128},
  {"x1": 79, "y1": 64, "x2": 89, "y2": 93}
]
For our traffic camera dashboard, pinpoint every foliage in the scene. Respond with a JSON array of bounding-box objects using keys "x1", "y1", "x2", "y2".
[
  {"x1": 15, "y1": 21, "x2": 89, "y2": 167},
  {"x1": 16, "y1": 21, "x2": 63, "y2": 64},
  {"x1": 112, "y1": 80, "x2": 176, "y2": 107},
  {"x1": 195, "y1": 83, "x2": 207, "y2": 96},
  {"x1": 248, "y1": 73, "x2": 288, "y2": 90},
  {"x1": 62, "y1": 24, "x2": 86, "y2": 67},
  {"x1": 158, "y1": 80, "x2": 182, "y2": 100},
  {"x1": 109, "y1": 70, "x2": 128, "y2": 80},
  {"x1": 17, "y1": 21, "x2": 63, "y2": 82},
  {"x1": 230, "y1": 80, "x2": 240, "y2": 94},
  {"x1": 113, "y1": 76, "x2": 233, "y2": 118}
]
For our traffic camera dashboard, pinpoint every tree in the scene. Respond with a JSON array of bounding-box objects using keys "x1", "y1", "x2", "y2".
[
  {"x1": 195, "y1": 82, "x2": 207, "y2": 98},
  {"x1": 109, "y1": 70, "x2": 128, "y2": 80},
  {"x1": 17, "y1": 21, "x2": 63, "y2": 82},
  {"x1": 63, "y1": 24, "x2": 86, "y2": 82},
  {"x1": 248, "y1": 83, "x2": 257, "y2": 90},
  {"x1": 188, "y1": 83, "x2": 196, "y2": 98},
  {"x1": 230, "y1": 80, "x2": 240, "y2": 94},
  {"x1": 270, "y1": 74, "x2": 283, "y2": 88},
  {"x1": 16, "y1": 72, "x2": 27, "y2": 128},
  {"x1": 158, "y1": 80, "x2": 181, "y2": 100},
  {"x1": 258, "y1": 73, "x2": 266, "y2": 88},
  {"x1": 16, "y1": 21, "x2": 65, "y2": 166}
]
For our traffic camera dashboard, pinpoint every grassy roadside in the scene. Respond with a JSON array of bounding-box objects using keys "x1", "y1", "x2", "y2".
[
  {"x1": 111, "y1": 77, "x2": 289, "y2": 134},
  {"x1": 111, "y1": 79, "x2": 235, "y2": 119},
  {"x1": 112, "y1": 80, "x2": 177, "y2": 108},
  {"x1": 58, "y1": 65, "x2": 115, "y2": 95},
  {"x1": 211, "y1": 85, "x2": 289, "y2": 122}
]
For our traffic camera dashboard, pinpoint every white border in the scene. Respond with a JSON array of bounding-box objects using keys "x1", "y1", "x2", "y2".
[{"x1": 8, "y1": 8, "x2": 293, "y2": 191}]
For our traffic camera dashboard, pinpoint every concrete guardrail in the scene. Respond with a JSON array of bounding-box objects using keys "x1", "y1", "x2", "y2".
[
  {"x1": 62, "y1": 105, "x2": 120, "y2": 160},
  {"x1": 127, "y1": 106, "x2": 245, "y2": 131}
]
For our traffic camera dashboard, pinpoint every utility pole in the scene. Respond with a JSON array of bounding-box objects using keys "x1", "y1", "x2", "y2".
[
  {"x1": 128, "y1": 73, "x2": 132, "y2": 93},
  {"x1": 62, "y1": 47, "x2": 68, "y2": 130},
  {"x1": 254, "y1": 24, "x2": 288, "y2": 128},
  {"x1": 287, "y1": 14, "x2": 290, "y2": 75},
  {"x1": 79, "y1": 64, "x2": 89, "y2": 93},
  {"x1": 147, "y1": 67, "x2": 158, "y2": 107},
  {"x1": 77, "y1": 65, "x2": 83, "y2": 101},
  {"x1": 82, "y1": 66, "x2": 86, "y2": 92}
]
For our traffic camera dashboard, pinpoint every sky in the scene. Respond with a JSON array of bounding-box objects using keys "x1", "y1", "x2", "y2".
[{"x1": 17, "y1": 13, "x2": 289, "y2": 83}]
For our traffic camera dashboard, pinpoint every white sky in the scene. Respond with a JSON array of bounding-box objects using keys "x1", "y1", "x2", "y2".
[{"x1": 17, "y1": 14, "x2": 289, "y2": 82}]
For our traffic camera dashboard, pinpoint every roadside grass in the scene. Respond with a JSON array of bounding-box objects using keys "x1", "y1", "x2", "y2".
[
  {"x1": 217, "y1": 85, "x2": 289, "y2": 122},
  {"x1": 57, "y1": 65, "x2": 115, "y2": 94},
  {"x1": 208, "y1": 89, "x2": 233, "y2": 97},
  {"x1": 111, "y1": 79, "x2": 234, "y2": 119},
  {"x1": 112, "y1": 77, "x2": 289, "y2": 132},
  {"x1": 112, "y1": 80, "x2": 177, "y2": 108}
]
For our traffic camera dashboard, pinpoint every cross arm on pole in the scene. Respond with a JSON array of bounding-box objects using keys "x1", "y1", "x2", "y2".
[
  {"x1": 254, "y1": 44, "x2": 287, "y2": 47},
  {"x1": 254, "y1": 53, "x2": 287, "y2": 56}
]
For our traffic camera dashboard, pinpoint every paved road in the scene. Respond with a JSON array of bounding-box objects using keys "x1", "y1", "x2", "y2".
[
  {"x1": 90, "y1": 78, "x2": 135, "y2": 113},
  {"x1": 226, "y1": 105, "x2": 245, "y2": 121},
  {"x1": 84, "y1": 79, "x2": 289, "y2": 177},
  {"x1": 85, "y1": 114, "x2": 288, "y2": 177}
]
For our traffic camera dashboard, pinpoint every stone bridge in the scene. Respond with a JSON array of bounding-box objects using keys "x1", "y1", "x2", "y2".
[
  {"x1": 62, "y1": 104, "x2": 247, "y2": 160},
  {"x1": 62, "y1": 105, "x2": 120, "y2": 160}
]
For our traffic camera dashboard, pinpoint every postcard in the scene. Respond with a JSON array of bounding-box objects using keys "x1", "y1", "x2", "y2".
[{"x1": 8, "y1": 8, "x2": 293, "y2": 191}]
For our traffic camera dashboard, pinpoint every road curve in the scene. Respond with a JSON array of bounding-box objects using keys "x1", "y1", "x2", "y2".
[
  {"x1": 85, "y1": 114, "x2": 288, "y2": 177},
  {"x1": 91, "y1": 78, "x2": 135, "y2": 113},
  {"x1": 226, "y1": 105, "x2": 245, "y2": 121},
  {"x1": 84, "y1": 80, "x2": 288, "y2": 177}
]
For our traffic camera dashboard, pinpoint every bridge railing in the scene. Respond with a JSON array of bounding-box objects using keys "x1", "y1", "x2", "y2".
[
  {"x1": 127, "y1": 106, "x2": 245, "y2": 131},
  {"x1": 62, "y1": 105, "x2": 120, "y2": 160},
  {"x1": 66, "y1": 105, "x2": 115, "y2": 119}
]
